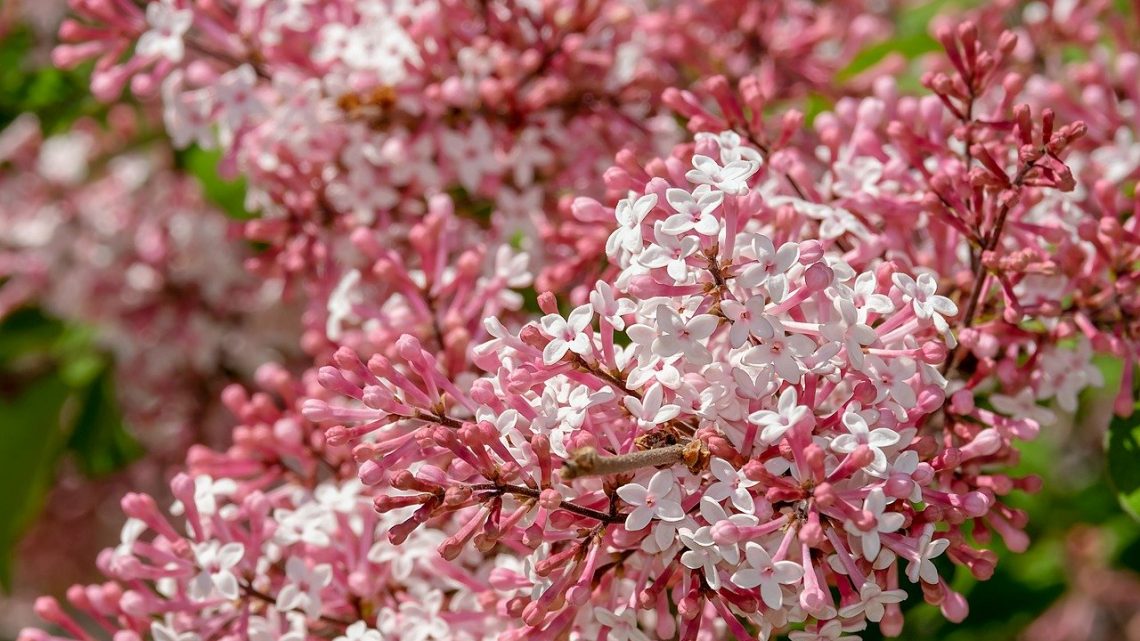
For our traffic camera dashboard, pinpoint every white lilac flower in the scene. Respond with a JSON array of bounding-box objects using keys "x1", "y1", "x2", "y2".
[
  {"x1": 276, "y1": 557, "x2": 333, "y2": 619},
  {"x1": 838, "y1": 582, "x2": 907, "y2": 622},
  {"x1": 844, "y1": 488, "x2": 905, "y2": 560},
  {"x1": 617, "y1": 469, "x2": 685, "y2": 531},
  {"x1": 606, "y1": 192, "x2": 658, "y2": 256},
  {"x1": 730, "y1": 543, "x2": 804, "y2": 609},
  {"x1": 907, "y1": 524, "x2": 951, "y2": 584},
  {"x1": 685, "y1": 154, "x2": 759, "y2": 195},
  {"x1": 333, "y1": 621, "x2": 383, "y2": 641},
  {"x1": 593, "y1": 606, "x2": 651, "y2": 641},
  {"x1": 136, "y1": 0, "x2": 193, "y2": 62},
  {"x1": 660, "y1": 185, "x2": 724, "y2": 236},
  {"x1": 830, "y1": 406, "x2": 900, "y2": 474},
  {"x1": 651, "y1": 305, "x2": 719, "y2": 364},
  {"x1": 748, "y1": 386, "x2": 810, "y2": 445},
  {"x1": 705, "y1": 457, "x2": 760, "y2": 513},
  {"x1": 189, "y1": 541, "x2": 244, "y2": 601},
  {"x1": 891, "y1": 272, "x2": 958, "y2": 336},
  {"x1": 540, "y1": 304, "x2": 594, "y2": 364}
]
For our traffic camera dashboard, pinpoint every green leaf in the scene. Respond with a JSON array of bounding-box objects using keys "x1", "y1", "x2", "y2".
[
  {"x1": 0, "y1": 309, "x2": 145, "y2": 588},
  {"x1": 0, "y1": 375, "x2": 74, "y2": 590},
  {"x1": 0, "y1": 308, "x2": 66, "y2": 364},
  {"x1": 835, "y1": 0, "x2": 974, "y2": 87},
  {"x1": 1106, "y1": 401, "x2": 1140, "y2": 520},
  {"x1": 801, "y1": 93, "x2": 833, "y2": 126},
  {"x1": 836, "y1": 32, "x2": 940, "y2": 82},
  {"x1": 0, "y1": 26, "x2": 97, "y2": 134},
  {"x1": 178, "y1": 146, "x2": 255, "y2": 220},
  {"x1": 66, "y1": 369, "x2": 142, "y2": 477}
]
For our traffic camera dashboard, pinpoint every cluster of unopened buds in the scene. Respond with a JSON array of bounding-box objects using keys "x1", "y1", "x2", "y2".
[{"x1": 16, "y1": 1, "x2": 1140, "y2": 641}]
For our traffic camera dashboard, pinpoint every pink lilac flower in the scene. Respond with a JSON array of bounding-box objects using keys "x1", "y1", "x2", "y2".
[{"x1": 19, "y1": 5, "x2": 1140, "y2": 641}]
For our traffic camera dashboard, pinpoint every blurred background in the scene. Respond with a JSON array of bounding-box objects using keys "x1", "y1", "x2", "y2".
[{"x1": 1, "y1": 1, "x2": 1139, "y2": 640}]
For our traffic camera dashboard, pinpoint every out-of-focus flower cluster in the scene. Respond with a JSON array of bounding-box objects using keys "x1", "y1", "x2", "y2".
[
  {"x1": 50, "y1": 0, "x2": 898, "y2": 299},
  {"x1": 15, "y1": 1, "x2": 1140, "y2": 641},
  {"x1": 0, "y1": 111, "x2": 297, "y2": 447}
]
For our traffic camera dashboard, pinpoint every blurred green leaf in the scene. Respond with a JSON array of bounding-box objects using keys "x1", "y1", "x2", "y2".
[
  {"x1": 0, "y1": 26, "x2": 97, "y2": 134},
  {"x1": 1106, "y1": 401, "x2": 1140, "y2": 520},
  {"x1": 0, "y1": 375, "x2": 73, "y2": 590},
  {"x1": 0, "y1": 309, "x2": 143, "y2": 589},
  {"x1": 177, "y1": 146, "x2": 255, "y2": 220},
  {"x1": 66, "y1": 369, "x2": 142, "y2": 477},
  {"x1": 836, "y1": 0, "x2": 955, "y2": 83},
  {"x1": 801, "y1": 93, "x2": 832, "y2": 126},
  {"x1": 837, "y1": 32, "x2": 940, "y2": 82},
  {"x1": 0, "y1": 308, "x2": 65, "y2": 365}
]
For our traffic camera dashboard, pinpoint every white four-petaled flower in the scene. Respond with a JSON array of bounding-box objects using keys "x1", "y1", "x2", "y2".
[
  {"x1": 540, "y1": 304, "x2": 594, "y2": 364},
  {"x1": 686, "y1": 155, "x2": 760, "y2": 195},
  {"x1": 617, "y1": 469, "x2": 685, "y2": 531},
  {"x1": 137, "y1": 0, "x2": 193, "y2": 62},
  {"x1": 907, "y1": 524, "x2": 951, "y2": 584},
  {"x1": 748, "y1": 386, "x2": 810, "y2": 445},
  {"x1": 845, "y1": 488, "x2": 905, "y2": 561},
  {"x1": 730, "y1": 542, "x2": 804, "y2": 609},
  {"x1": 189, "y1": 541, "x2": 244, "y2": 601},
  {"x1": 606, "y1": 193, "x2": 658, "y2": 256},
  {"x1": 891, "y1": 272, "x2": 958, "y2": 338},
  {"x1": 705, "y1": 457, "x2": 760, "y2": 513},
  {"x1": 660, "y1": 185, "x2": 724, "y2": 236},
  {"x1": 831, "y1": 406, "x2": 900, "y2": 474}
]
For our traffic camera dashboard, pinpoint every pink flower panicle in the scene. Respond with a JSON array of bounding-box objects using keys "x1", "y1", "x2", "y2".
[{"x1": 16, "y1": 3, "x2": 1140, "y2": 641}]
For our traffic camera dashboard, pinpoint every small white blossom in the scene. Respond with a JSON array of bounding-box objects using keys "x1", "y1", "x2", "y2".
[
  {"x1": 540, "y1": 304, "x2": 594, "y2": 364},
  {"x1": 617, "y1": 469, "x2": 685, "y2": 531},
  {"x1": 333, "y1": 621, "x2": 382, "y2": 641},
  {"x1": 594, "y1": 607, "x2": 651, "y2": 641},
  {"x1": 686, "y1": 155, "x2": 759, "y2": 195},
  {"x1": 789, "y1": 620, "x2": 863, "y2": 641},
  {"x1": 651, "y1": 306, "x2": 719, "y2": 364},
  {"x1": 660, "y1": 185, "x2": 724, "y2": 236},
  {"x1": 623, "y1": 383, "x2": 681, "y2": 430},
  {"x1": 705, "y1": 457, "x2": 760, "y2": 513},
  {"x1": 590, "y1": 282, "x2": 636, "y2": 330},
  {"x1": 638, "y1": 223, "x2": 702, "y2": 282},
  {"x1": 152, "y1": 621, "x2": 201, "y2": 641},
  {"x1": 742, "y1": 322, "x2": 817, "y2": 383},
  {"x1": 730, "y1": 543, "x2": 804, "y2": 609},
  {"x1": 830, "y1": 407, "x2": 900, "y2": 474},
  {"x1": 838, "y1": 582, "x2": 907, "y2": 622},
  {"x1": 721, "y1": 297, "x2": 774, "y2": 348},
  {"x1": 736, "y1": 234, "x2": 800, "y2": 290},
  {"x1": 991, "y1": 388, "x2": 1056, "y2": 427},
  {"x1": 907, "y1": 525, "x2": 951, "y2": 584},
  {"x1": 891, "y1": 272, "x2": 958, "y2": 339},
  {"x1": 137, "y1": 0, "x2": 193, "y2": 62},
  {"x1": 276, "y1": 557, "x2": 333, "y2": 619},
  {"x1": 189, "y1": 541, "x2": 244, "y2": 601},
  {"x1": 748, "y1": 386, "x2": 810, "y2": 445},
  {"x1": 606, "y1": 193, "x2": 658, "y2": 257},
  {"x1": 845, "y1": 488, "x2": 904, "y2": 561}
]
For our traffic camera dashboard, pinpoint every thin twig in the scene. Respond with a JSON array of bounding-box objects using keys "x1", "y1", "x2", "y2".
[{"x1": 468, "y1": 482, "x2": 623, "y2": 523}]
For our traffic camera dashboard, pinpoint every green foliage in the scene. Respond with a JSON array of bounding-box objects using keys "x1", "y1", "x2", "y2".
[
  {"x1": 0, "y1": 26, "x2": 98, "y2": 134},
  {"x1": 836, "y1": 0, "x2": 983, "y2": 92},
  {"x1": 176, "y1": 146, "x2": 255, "y2": 220},
  {"x1": 836, "y1": 32, "x2": 940, "y2": 84},
  {"x1": 1106, "y1": 400, "x2": 1140, "y2": 520},
  {"x1": 0, "y1": 374, "x2": 72, "y2": 591},
  {"x1": 0, "y1": 309, "x2": 142, "y2": 590}
]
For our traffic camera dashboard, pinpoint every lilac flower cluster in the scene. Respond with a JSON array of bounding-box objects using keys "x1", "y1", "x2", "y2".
[{"x1": 14, "y1": 1, "x2": 1140, "y2": 641}]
